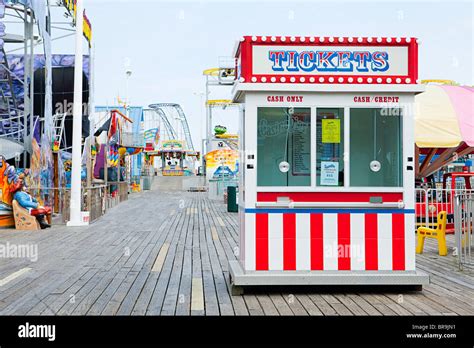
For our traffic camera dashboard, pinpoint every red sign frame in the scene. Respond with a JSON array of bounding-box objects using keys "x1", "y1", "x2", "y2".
[{"x1": 235, "y1": 36, "x2": 418, "y2": 84}]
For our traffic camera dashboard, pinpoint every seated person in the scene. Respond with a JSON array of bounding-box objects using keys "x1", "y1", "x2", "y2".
[{"x1": 11, "y1": 179, "x2": 51, "y2": 229}]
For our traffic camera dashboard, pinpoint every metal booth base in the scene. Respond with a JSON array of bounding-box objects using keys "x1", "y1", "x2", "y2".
[{"x1": 229, "y1": 260, "x2": 430, "y2": 295}]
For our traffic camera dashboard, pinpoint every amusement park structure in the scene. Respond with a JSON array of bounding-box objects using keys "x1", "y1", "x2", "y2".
[
  {"x1": 201, "y1": 63, "x2": 240, "y2": 187},
  {"x1": 147, "y1": 103, "x2": 198, "y2": 176},
  {"x1": 1, "y1": 0, "x2": 96, "y2": 228},
  {"x1": 202, "y1": 62, "x2": 238, "y2": 156},
  {"x1": 149, "y1": 103, "x2": 194, "y2": 151},
  {"x1": 149, "y1": 107, "x2": 178, "y2": 141},
  {"x1": 0, "y1": 1, "x2": 40, "y2": 162}
]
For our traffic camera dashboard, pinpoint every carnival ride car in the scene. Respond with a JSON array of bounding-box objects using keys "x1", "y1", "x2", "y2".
[{"x1": 415, "y1": 172, "x2": 474, "y2": 232}]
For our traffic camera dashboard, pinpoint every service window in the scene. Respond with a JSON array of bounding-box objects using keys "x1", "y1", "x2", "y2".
[
  {"x1": 316, "y1": 108, "x2": 344, "y2": 187},
  {"x1": 257, "y1": 107, "x2": 311, "y2": 187},
  {"x1": 350, "y1": 108, "x2": 403, "y2": 187}
]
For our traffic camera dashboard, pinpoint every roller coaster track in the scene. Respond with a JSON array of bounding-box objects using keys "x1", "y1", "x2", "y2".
[
  {"x1": 148, "y1": 103, "x2": 195, "y2": 151},
  {"x1": 149, "y1": 107, "x2": 178, "y2": 140}
]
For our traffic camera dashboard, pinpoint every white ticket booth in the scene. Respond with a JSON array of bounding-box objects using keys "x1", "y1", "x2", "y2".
[{"x1": 229, "y1": 35, "x2": 429, "y2": 292}]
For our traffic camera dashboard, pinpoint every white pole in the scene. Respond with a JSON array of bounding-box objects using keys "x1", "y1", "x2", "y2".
[{"x1": 68, "y1": 0, "x2": 86, "y2": 227}]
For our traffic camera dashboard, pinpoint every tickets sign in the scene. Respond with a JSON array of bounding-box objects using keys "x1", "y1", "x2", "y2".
[{"x1": 235, "y1": 36, "x2": 418, "y2": 84}]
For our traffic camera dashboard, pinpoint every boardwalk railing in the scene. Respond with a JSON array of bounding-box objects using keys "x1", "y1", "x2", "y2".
[
  {"x1": 454, "y1": 191, "x2": 474, "y2": 269},
  {"x1": 29, "y1": 182, "x2": 129, "y2": 225},
  {"x1": 106, "y1": 182, "x2": 129, "y2": 209},
  {"x1": 88, "y1": 185, "x2": 108, "y2": 222}
]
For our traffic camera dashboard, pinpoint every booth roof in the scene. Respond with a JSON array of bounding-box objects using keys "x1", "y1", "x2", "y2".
[{"x1": 415, "y1": 85, "x2": 474, "y2": 148}]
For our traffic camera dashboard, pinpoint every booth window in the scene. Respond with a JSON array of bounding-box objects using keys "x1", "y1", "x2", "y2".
[
  {"x1": 316, "y1": 108, "x2": 344, "y2": 187},
  {"x1": 257, "y1": 107, "x2": 311, "y2": 187},
  {"x1": 350, "y1": 108, "x2": 403, "y2": 187}
]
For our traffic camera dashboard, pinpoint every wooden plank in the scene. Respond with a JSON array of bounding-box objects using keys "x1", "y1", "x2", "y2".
[
  {"x1": 295, "y1": 295, "x2": 324, "y2": 316},
  {"x1": 256, "y1": 295, "x2": 279, "y2": 316},
  {"x1": 346, "y1": 294, "x2": 382, "y2": 316},
  {"x1": 191, "y1": 278, "x2": 204, "y2": 312},
  {"x1": 210, "y1": 227, "x2": 219, "y2": 241},
  {"x1": 151, "y1": 243, "x2": 170, "y2": 273},
  {"x1": 176, "y1": 199, "x2": 194, "y2": 316},
  {"x1": 307, "y1": 295, "x2": 338, "y2": 316},
  {"x1": 268, "y1": 294, "x2": 294, "y2": 316},
  {"x1": 197, "y1": 198, "x2": 220, "y2": 316},
  {"x1": 202, "y1": 199, "x2": 234, "y2": 315},
  {"x1": 0, "y1": 268, "x2": 31, "y2": 287},
  {"x1": 243, "y1": 295, "x2": 264, "y2": 316}
]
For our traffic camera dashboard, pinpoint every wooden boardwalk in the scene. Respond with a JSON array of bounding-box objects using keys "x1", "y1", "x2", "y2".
[{"x1": 0, "y1": 185, "x2": 473, "y2": 316}]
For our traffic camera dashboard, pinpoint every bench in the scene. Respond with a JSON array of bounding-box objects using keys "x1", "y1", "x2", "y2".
[{"x1": 12, "y1": 200, "x2": 51, "y2": 231}]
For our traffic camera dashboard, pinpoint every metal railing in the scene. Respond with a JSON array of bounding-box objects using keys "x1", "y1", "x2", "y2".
[
  {"x1": 454, "y1": 192, "x2": 474, "y2": 269},
  {"x1": 414, "y1": 188, "x2": 474, "y2": 231},
  {"x1": 416, "y1": 187, "x2": 474, "y2": 269}
]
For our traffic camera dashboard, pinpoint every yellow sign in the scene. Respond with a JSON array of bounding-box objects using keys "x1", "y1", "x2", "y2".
[
  {"x1": 322, "y1": 119, "x2": 341, "y2": 143},
  {"x1": 162, "y1": 140, "x2": 184, "y2": 150}
]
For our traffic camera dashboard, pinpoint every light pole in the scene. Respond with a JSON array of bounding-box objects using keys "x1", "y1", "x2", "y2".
[
  {"x1": 125, "y1": 67, "x2": 132, "y2": 183},
  {"x1": 125, "y1": 69, "x2": 132, "y2": 109},
  {"x1": 68, "y1": 0, "x2": 86, "y2": 226},
  {"x1": 193, "y1": 91, "x2": 205, "y2": 151},
  {"x1": 193, "y1": 91, "x2": 207, "y2": 173}
]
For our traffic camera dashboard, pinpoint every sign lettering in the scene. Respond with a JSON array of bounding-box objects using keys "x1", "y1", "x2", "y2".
[{"x1": 268, "y1": 50, "x2": 389, "y2": 73}]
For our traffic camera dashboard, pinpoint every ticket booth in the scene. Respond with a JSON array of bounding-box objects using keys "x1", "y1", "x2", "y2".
[{"x1": 229, "y1": 35, "x2": 429, "y2": 292}]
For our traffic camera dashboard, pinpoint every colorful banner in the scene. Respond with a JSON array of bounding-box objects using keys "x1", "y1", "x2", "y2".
[
  {"x1": 161, "y1": 140, "x2": 184, "y2": 151},
  {"x1": 205, "y1": 149, "x2": 239, "y2": 180},
  {"x1": 144, "y1": 128, "x2": 160, "y2": 151},
  {"x1": 62, "y1": 0, "x2": 92, "y2": 46}
]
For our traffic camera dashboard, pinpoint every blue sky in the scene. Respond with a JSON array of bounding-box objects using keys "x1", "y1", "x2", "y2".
[{"x1": 51, "y1": 0, "x2": 472, "y2": 151}]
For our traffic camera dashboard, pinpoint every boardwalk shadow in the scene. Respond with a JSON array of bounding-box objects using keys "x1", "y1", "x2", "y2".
[{"x1": 236, "y1": 284, "x2": 423, "y2": 295}]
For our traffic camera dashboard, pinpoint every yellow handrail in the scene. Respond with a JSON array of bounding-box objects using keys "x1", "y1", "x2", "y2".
[
  {"x1": 206, "y1": 99, "x2": 239, "y2": 106},
  {"x1": 215, "y1": 134, "x2": 239, "y2": 139},
  {"x1": 421, "y1": 79, "x2": 458, "y2": 85},
  {"x1": 203, "y1": 68, "x2": 220, "y2": 76}
]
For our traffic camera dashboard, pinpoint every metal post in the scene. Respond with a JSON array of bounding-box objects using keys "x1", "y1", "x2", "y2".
[
  {"x1": 87, "y1": 43, "x2": 95, "y2": 212},
  {"x1": 22, "y1": 5, "x2": 29, "y2": 167},
  {"x1": 205, "y1": 75, "x2": 210, "y2": 156},
  {"x1": 28, "y1": 13, "x2": 34, "y2": 154},
  {"x1": 67, "y1": 0, "x2": 86, "y2": 226}
]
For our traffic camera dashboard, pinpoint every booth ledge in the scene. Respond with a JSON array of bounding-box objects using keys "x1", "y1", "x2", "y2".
[{"x1": 229, "y1": 260, "x2": 430, "y2": 287}]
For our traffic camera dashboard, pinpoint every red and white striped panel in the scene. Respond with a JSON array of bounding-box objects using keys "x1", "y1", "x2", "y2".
[{"x1": 244, "y1": 212, "x2": 415, "y2": 272}]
